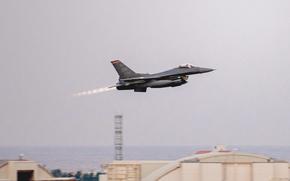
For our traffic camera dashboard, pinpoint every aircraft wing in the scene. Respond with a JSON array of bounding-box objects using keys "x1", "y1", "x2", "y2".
[{"x1": 120, "y1": 67, "x2": 213, "y2": 82}]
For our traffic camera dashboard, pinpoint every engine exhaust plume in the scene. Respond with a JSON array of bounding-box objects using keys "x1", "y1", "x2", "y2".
[{"x1": 73, "y1": 86, "x2": 116, "y2": 97}]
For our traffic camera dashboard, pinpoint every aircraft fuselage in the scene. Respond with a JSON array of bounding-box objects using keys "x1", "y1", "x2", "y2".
[{"x1": 111, "y1": 60, "x2": 214, "y2": 92}]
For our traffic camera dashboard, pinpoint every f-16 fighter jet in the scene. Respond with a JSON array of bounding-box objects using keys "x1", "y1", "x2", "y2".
[
  {"x1": 73, "y1": 60, "x2": 214, "y2": 96},
  {"x1": 111, "y1": 60, "x2": 214, "y2": 92}
]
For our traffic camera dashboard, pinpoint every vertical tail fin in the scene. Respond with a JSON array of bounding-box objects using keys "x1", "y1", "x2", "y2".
[{"x1": 111, "y1": 60, "x2": 138, "y2": 79}]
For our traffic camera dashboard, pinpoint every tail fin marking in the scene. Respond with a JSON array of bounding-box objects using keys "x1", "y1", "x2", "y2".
[{"x1": 111, "y1": 60, "x2": 138, "y2": 79}]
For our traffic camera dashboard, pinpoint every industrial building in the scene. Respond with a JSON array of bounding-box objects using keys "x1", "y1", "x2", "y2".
[
  {"x1": 0, "y1": 158, "x2": 75, "y2": 181},
  {"x1": 100, "y1": 146, "x2": 290, "y2": 181}
]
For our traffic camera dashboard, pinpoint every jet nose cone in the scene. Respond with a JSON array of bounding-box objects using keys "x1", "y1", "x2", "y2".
[{"x1": 199, "y1": 67, "x2": 215, "y2": 73}]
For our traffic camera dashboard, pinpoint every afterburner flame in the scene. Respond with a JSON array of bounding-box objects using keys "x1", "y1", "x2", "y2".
[{"x1": 73, "y1": 86, "x2": 116, "y2": 97}]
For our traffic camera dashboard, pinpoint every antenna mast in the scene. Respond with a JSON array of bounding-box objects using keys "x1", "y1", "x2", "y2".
[{"x1": 114, "y1": 114, "x2": 123, "y2": 160}]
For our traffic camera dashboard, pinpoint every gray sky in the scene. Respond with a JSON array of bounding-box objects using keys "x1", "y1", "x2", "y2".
[{"x1": 0, "y1": 0, "x2": 290, "y2": 146}]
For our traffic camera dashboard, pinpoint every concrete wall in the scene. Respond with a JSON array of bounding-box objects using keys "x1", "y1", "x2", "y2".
[
  {"x1": 0, "y1": 161, "x2": 74, "y2": 181},
  {"x1": 224, "y1": 164, "x2": 252, "y2": 181},
  {"x1": 157, "y1": 163, "x2": 224, "y2": 181},
  {"x1": 288, "y1": 164, "x2": 290, "y2": 179},
  {"x1": 201, "y1": 163, "x2": 223, "y2": 181},
  {"x1": 106, "y1": 164, "x2": 141, "y2": 181},
  {"x1": 8, "y1": 161, "x2": 44, "y2": 180},
  {"x1": 201, "y1": 155, "x2": 267, "y2": 163},
  {"x1": 252, "y1": 163, "x2": 274, "y2": 181},
  {"x1": 37, "y1": 165, "x2": 54, "y2": 179},
  {"x1": 99, "y1": 174, "x2": 108, "y2": 181},
  {"x1": 155, "y1": 162, "x2": 290, "y2": 181},
  {"x1": 141, "y1": 162, "x2": 168, "y2": 178},
  {"x1": 0, "y1": 164, "x2": 8, "y2": 179},
  {"x1": 273, "y1": 163, "x2": 289, "y2": 180},
  {"x1": 181, "y1": 163, "x2": 200, "y2": 181},
  {"x1": 159, "y1": 168, "x2": 180, "y2": 181}
]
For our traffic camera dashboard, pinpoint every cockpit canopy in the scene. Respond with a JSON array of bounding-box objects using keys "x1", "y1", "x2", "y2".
[{"x1": 178, "y1": 64, "x2": 194, "y2": 68}]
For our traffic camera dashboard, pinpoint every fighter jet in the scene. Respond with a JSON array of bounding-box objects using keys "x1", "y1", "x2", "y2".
[
  {"x1": 111, "y1": 60, "x2": 214, "y2": 92},
  {"x1": 73, "y1": 60, "x2": 214, "y2": 96}
]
